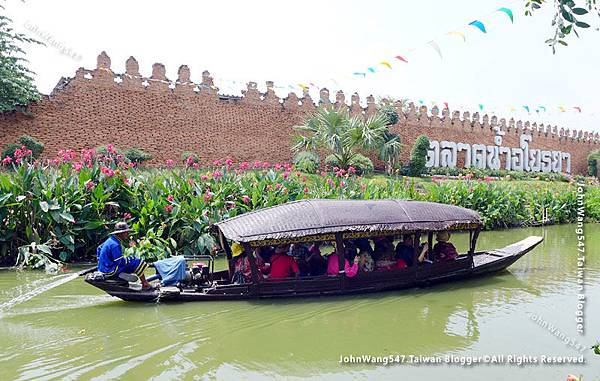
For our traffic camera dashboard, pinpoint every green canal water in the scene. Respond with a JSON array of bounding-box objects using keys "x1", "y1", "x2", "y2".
[{"x1": 0, "y1": 224, "x2": 598, "y2": 380}]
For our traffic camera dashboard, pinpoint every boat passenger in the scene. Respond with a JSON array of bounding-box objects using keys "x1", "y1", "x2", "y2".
[
  {"x1": 96, "y1": 221, "x2": 153, "y2": 290},
  {"x1": 231, "y1": 242, "x2": 269, "y2": 283},
  {"x1": 373, "y1": 236, "x2": 396, "y2": 270},
  {"x1": 304, "y1": 242, "x2": 327, "y2": 276},
  {"x1": 326, "y1": 244, "x2": 358, "y2": 277},
  {"x1": 355, "y1": 238, "x2": 374, "y2": 272},
  {"x1": 290, "y1": 243, "x2": 311, "y2": 276},
  {"x1": 395, "y1": 235, "x2": 415, "y2": 267},
  {"x1": 269, "y1": 244, "x2": 299, "y2": 279},
  {"x1": 433, "y1": 231, "x2": 458, "y2": 262}
]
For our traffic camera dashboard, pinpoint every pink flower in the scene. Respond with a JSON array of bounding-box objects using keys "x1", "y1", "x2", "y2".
[
  {"x1": 123, "y1": 178, "x2": 130, "y2": 185},
  {"x1": 320, "y1": 171, "x2": 326, "y2": 177},
  {"x1": 348, "y1": 166, "x2": 357, "y2": 174},
  {"x1": 242, "y1": 195, "x2": 251, "y2": 204},
  {"x1": 253, "y1": 160, "x2": 262, "y2": 169},
  {"x1": 165, "y1": 159, "x2": 175, "y2": 168},
  {"x1": 302, "y1": 176, "x2": 307, "y2": 183},
  {"x1": 2, "y1": 156, "x2": 12, "y2": 165},
  {"x1": 266, "y1": 184, "x2": 273, "y2": 191},
  {"x1": 107, "y1": 144, "x2": 116, "y2": 154},
  {"x1": 204, "y1": 192, "x2": 214, "y2": 202},
  {"x1": 200, "y1": 175, "x2": 209, "y2": 181},
  {"x1": 283, "y1": 171, "x2": 290, "y2": 179},
  {"x1": 340, "y1": 181, "x2": 347, "y2": 187},
  {"x1": 275, "y1": 183, "x2": 283, "y2": 190},
  {"x1": 274, "y1": 164, "x2": 282, "y2": 171},
  {"x1": 262, "y1": 161, "x2": 270, "y2": 169},
  {"x1": 188, "y1": 178, "x2": 194, "y2": 185},
  {"x1": 295, "y1": 172, "x2": 301, "y2": 177},
  {"x1": 129, "y1": 241, "x2": 136, "y2": 247},
  {"x1": 333, "y1": 166, "x2": 340, "y2": 173},
  {"x1": 15, "y1": 158, "x2": 22, "y2": 165},
  {"x1": 225, "y1": 158, "x2": 233, "y2": 167},
  {"x1": 327, "y1": 178, "x2": 335, "y2": 187},
  {"x1": 165, "y1": 204, "x2": 173, "y2": 213},
  {"x1": 72, "y1": 162, "x2": 82, "y2": 172},
  {"x1": 167, "y1": 195, "x2": 174, "y2": 202},
  {"x1": 124, "y1": 213, "x2": 132, "y2": 219},
  {"x1": 212, "y1": 159, "x2": 222, "y2": 166},
  {"x1": 212, "y1": 170, "x2": 223, "y2": 179},
  {"x1": 239, "y1": 162, "x2": 250, "y2": 170},
  {"x1": 303, "y1": 187, "x2": 309, "y2": 194}
]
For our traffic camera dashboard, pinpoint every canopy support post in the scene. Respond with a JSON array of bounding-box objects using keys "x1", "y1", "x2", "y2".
[
  {"x1": 469, "y1": 228, "x2": 480, "y2": 268},
  {"x1": 335, "y1": 233, "x2": 345, "y2": 274},
  {"x1": 219, "y1": 230, "x2": 235, "y2": 281},
  {"x1": 413, "y1": 232, "x2": 421, "y2": 267},
  {"x1": 427, "y1": 232, "x2": 434, "y2": 262}
]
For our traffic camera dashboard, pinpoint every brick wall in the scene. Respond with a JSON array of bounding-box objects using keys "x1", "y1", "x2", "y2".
[{"x1": 1, "y1": 52, "x2": 598, "y2": 175}]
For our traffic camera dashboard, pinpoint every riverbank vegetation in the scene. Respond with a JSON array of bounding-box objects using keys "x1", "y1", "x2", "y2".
[{"x1": 1, "y1": 147, "x2": 598, "y2": 269}]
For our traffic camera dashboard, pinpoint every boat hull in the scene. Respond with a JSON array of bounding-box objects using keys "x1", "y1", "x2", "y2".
[{"x1": 84, "y1": 236, "x2": 543, "y2": 303}]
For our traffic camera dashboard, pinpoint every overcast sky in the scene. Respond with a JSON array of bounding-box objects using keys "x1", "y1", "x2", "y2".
[{"x1": 5, "y1": 0, "x2": 600, "y2": 132}]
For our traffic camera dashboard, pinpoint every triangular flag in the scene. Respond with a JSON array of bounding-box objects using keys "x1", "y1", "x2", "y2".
[
  {"x1": 478, "y1": 104, "x2": 484, "y2": 111},
  {"x1": 539, "y1": 106, "x2": 546, "y2": 112},
  {"x1": 469, "y1": 20, "x2": 487, "y2": 33},
  {"x1": 574, "y1": 106, "x2": 582, "y2": 113},
  {"x1": 380, "y1": 61, "x2": 392, "y2": 69},
  {"x1": 367, "y1": 67, "x2": 376, "y2": 73},
  {"x1": 447, "y1": 31, "x2": 466, "y2": 42},
  {"x1": 510, "y1": 105, "x2": 516, "y2": 112},
  {"x1": 523, "y1": 105, "x2": 530, "y2": 113},
  {"x1": 558, "y1": 105, "x2": 566, "y2": 112},
  {"x1": 497, "y1": 7, "x2": 514, "y2": 23},
  {"x1": 395, "y1": 55, "x2": 408, "y2": 63},
  {"x1": 428, "y1": 40, "x2": 443, "y2": 58},
  {"x1": 443, "y1": 102, "x2": 449, "y2": 109},
  {"x1": 298, "y1": 83, "x2": 308, "y2": 90},
  {"x1": 352, "y1": 72, "x2": 366, "y2": 78}
]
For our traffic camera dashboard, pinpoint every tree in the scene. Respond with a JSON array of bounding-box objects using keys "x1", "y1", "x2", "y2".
[
  {"x1": 588, "y1": 149, "x2": 600, "y2": 177},
  {"x1": 292, "y1": 107, "x2": 395, "y2": 171},
  {"x1": 526, "y1": 0, "x2": 600, "y2": 53},
  {"x1": 0, "y1": 1, "x2": 41, "y2": 113},
  {"x1": 408, "y1": 135, "x2": 430, "y2": 177}
]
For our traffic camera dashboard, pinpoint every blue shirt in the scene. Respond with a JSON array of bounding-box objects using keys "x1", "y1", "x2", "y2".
[{"x1": 97, "y1": 235, "x2": 125, "y2": 275}]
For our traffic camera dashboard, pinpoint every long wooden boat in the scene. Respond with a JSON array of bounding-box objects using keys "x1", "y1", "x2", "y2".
[{"x1": 84, "y1": 199, "x2": 543, "y2": 302}]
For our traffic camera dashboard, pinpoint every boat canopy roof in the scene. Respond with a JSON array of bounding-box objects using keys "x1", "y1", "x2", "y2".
[{"x1": 215, "y1": 199, "x2": 482, "y2": 246}]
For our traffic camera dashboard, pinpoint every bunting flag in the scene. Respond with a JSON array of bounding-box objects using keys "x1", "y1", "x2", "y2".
[
  {"x1": 447, "y1": 31, "x2": 466, "y2": 42},
  {"x1": 538, "y1": 106, "x2": 547, "y2": 112},
  {"x1": 353, "y1": 72, "x2": 366, "y2": 78},
  {"x1": 523, "y1": 105, "x2": 530, "y2": 113},
  {"x1": 478, "y1": 104, "x2": 484, "y2": 111},
  {"x1": 497, "y1": 7, "x2": 514, "y2": 23},
  {"x1": 395, "y1": 55, "x2": 409, "y2": 63},
  {"x1": 428, "y1": 40, "x2": 443, "y2": 58},
  {"x1": 510, "y1": 105, "x2": 516, "y2": 112},
  {"x1": 380, "y1": 60, "x2": 392, "y2": 69},
  {"x1": 559, "y1": 105, "x2": 566, "y2": 112},
  {"x1": 469, "y1": 20, "x2": 487, "y2": 33},
  {"x1": 367, "y1": 67, "x2": 376, "y2": 73},
  {"x1": 574, "y1": 106, "x2": 582, "y2": 113},
  {"x1": 443, "y1": 102, "x2": 449, "y2": 109},
  {"x1": 297, "y1": 83, "x2": 308, "y2": 90}
]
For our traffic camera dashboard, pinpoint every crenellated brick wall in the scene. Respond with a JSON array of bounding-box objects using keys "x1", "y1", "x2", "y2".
[{"x1": 0, "y1": 52, "x2": 598, "y2": 175}]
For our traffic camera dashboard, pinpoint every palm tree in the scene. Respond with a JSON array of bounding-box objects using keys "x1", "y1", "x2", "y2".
[
  {"x1": 378, "y1": 131, "x2": 401, "y2": 176},
  {"x1": 292, "y1": 107, "x2": 395, "y2": 170}
]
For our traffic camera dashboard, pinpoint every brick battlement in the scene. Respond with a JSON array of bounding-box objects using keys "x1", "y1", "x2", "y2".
[{"x1": 0, "y1": 52, "x2": 597, "y2": 174}]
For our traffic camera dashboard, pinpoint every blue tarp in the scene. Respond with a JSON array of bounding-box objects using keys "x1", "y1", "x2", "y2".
[{"x1": 153, "y1": 256, "x2": 187, "y2": 286}]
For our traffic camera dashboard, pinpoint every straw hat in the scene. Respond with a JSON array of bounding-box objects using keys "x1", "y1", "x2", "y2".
[
  {"x1": 110, "y1": 221, "x2": 132, "y2": 235},
  {"x1": 436, "y1": 231, "x2": 451, "y2": 242},
  {"x1": 231, "y1": 242, "x2": 244, "y2": 257}
]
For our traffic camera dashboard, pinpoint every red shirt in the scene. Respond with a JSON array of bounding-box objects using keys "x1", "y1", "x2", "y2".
[
  {"x1": 269, "y1": 253, "x2": 299, "y2": 279},
  {"x1": 433, "y1": 242, "x2": 458, "y2": 262}
]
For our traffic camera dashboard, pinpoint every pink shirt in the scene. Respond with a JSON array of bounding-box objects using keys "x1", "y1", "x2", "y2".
[{"x1": 327, "y1": 254, "x2": 358, "y2": 278}]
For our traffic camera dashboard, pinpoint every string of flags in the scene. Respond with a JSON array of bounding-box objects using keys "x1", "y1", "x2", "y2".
[{"x1": 352, "y1": 6, "x2": 516, "y2": 78}]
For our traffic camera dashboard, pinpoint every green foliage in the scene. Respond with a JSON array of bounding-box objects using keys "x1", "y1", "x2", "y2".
[
  {"x1": 0, "y1": 7, "x2": 41, "y2": 112},
  {"x1": 292, "y1": 107, "x2": 398, "y2": 170},
  {"x1": 18, "y1": 135, "x2": 44, "y2": 158},
  {"x1": 123, "y1": 147, "x2": 152, "y2": 164},
  {"x1": 378, "y1": 105, "x2": 398, "y2": 125},
  {"x1": 2, "y1": 143, "x2": 21, "y2": 159},
  {"x1": 0, "y1": 150, "x2": 597, "y2": 267},
  {"x1": 293, "y1": 151, "x2": 320, "y2": 173},
  {"x1": 525, "y1": 0, "x2": 600, "y2": 53},
  {"x1": 408, "y1": 135, "x2": 430, "y2": 177},
  {"x1": 428, "y1": 167, "x2": 571, "y2": 182},
  {"x1": 325, "y1": 153, "x2": 374, "y2": 175},
  {"x1": 588, "y1": 149, "x2": 600, "y2": 177}
]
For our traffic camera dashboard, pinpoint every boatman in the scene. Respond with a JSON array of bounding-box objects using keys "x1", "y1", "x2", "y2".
[{"x1": 97, "y1": 221, "x2": 153, "y2": 289}]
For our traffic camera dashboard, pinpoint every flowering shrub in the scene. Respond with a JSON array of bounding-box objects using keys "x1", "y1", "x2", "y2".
[{"x1": 0, "y1": 147, "x2": 597, "y2": 267}]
